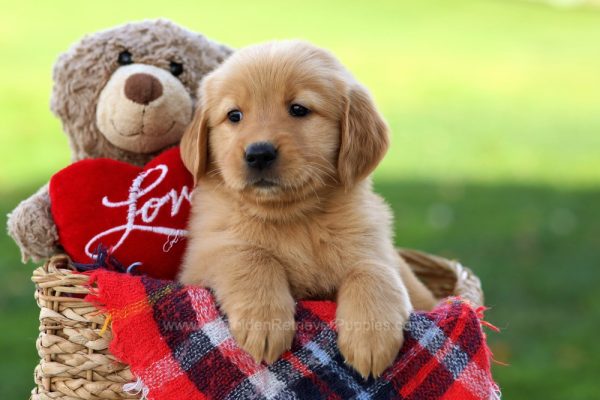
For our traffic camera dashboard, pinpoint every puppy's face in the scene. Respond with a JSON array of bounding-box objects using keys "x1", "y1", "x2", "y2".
[{"x1": 182, "y1": 41, "x2": 389, "y2": 204}]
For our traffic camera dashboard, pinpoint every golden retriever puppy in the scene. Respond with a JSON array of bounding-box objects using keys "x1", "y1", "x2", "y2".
[{"x1": 179, "y1": 40, "x2": 437, "y2": 378}]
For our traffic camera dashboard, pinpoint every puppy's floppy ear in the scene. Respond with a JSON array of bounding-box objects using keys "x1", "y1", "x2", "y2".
[
  {"x1": 180, "y1": 102, "x2": 209, "y2": 185},
  {"x1": 337, "y1": 84, "x2": 390, "y2": 187}
]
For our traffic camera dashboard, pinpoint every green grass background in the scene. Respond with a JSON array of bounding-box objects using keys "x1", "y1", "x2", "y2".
[{"x1": 1, "y1": 0, "x2": 599, "y2": 398}]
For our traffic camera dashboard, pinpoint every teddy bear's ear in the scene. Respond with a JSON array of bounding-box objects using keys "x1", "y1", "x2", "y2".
[
  {"x1": 201, "y1": 38, "x2": 234, "y2": 70},
  {"x1": 180, "y1": 102, "x2": 209, "y2": 185},
  {"x1": 209, "y1": 41, "x2": 234, "y2": 64}
]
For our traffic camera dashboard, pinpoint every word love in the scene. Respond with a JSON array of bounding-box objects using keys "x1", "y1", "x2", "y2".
[{"x1": 84, "y1": 164, "x2": 192, "y2": 258}]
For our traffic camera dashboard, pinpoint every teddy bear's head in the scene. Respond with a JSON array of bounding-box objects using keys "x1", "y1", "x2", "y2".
[{"x1": 51, "y1": 19, "x2": 232, "y2": 166}]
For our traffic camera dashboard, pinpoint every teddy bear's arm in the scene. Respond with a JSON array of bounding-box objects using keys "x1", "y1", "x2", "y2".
[{"x1": 7, "y1": 183, "x2": 60, "y2": 263}]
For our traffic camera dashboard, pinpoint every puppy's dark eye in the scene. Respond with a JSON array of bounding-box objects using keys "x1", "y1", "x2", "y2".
[
  {"x1": 228, "y1": 110, "x2": 243, "y2": 123},
  {"x1": 169, "y1": 61, "x2": 184, "y2": 77},
  {"x1": 289, "y1": 104, "x2": 310, "y2": 117},
  {"x1": 117, "y1": 51, "x2": 133, "y2": 65}
]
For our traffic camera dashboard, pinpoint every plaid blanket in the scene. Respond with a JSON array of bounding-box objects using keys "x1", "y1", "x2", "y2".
[{"x1": 86, "y1": 270, "x2": 499, "y2": 400}]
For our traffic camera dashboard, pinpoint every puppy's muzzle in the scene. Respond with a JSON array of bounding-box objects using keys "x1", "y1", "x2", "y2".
[{"x1": 245, "y1": 142, "x2": 277, "y2": 171}]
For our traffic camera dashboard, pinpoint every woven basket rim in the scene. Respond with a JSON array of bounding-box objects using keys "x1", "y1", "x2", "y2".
[{"x1": 33, "y1": 249, "x2": 484, "y2": 305}]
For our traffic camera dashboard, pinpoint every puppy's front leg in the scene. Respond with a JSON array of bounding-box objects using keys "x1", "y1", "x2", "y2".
[
  {"x1": 212, "y1": 248, "x2": 296, "y2": 364},
  {"x1": 336, "y1": 265, "x2": 412, "y2": 378}
]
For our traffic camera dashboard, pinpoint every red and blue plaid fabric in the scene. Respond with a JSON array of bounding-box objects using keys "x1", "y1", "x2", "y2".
[{"x1": 87, "y1": 270, "x2": 500, "y2": 400}]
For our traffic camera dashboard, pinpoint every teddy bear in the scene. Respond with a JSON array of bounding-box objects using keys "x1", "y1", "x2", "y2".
[{"x1": 7, "y1": 19, "x2": 232, "y2": 263}]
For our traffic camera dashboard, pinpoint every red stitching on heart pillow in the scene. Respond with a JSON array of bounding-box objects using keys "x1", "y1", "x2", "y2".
[{"x1": 49, "y1": 147, "x2": 193, "y2": 279}]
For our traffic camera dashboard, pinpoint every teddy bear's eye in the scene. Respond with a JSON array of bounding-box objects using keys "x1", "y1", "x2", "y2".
[
  {"x1": 117, "y1": 51, "x2": 133, "y2": 66},
  {"x1": 169, "y1": 61, "x2": 184, "y2": 77}
]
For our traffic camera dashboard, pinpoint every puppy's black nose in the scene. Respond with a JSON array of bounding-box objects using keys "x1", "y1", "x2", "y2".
[{"x1": 245, "y1": 142, "x2": 277, "y2": 170}]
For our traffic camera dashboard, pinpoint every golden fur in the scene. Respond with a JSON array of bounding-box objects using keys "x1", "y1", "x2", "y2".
[{"x1": 179, "y1": 40, "x2": 437, "y2": 378}]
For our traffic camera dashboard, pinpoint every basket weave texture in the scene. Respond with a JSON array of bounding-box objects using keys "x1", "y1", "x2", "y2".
[{"x1": 30, "y1": 249, "x2": 483, "y2": 400}]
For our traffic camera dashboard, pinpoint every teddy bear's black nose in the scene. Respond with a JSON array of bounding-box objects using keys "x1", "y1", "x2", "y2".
[{"x1": 124, "y1": 73, "x2": 163, "y2": 105}]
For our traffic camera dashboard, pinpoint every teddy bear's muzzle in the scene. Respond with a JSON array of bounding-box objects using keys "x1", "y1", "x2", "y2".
[{"x1": 96, "y1": 64, "x2": 193, "y2": 154}]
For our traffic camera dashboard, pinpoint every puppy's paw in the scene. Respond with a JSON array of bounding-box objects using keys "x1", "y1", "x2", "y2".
[
  {"x1": 337, "y1": 313, "x2": 406, "y2": 379},
  {"x1": 227, "y1": 304, "x2": 296, "y2": 364}
]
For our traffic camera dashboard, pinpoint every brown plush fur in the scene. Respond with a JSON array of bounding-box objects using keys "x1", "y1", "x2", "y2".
[
  {"x1": 179, "y1": 41, "x2": 437, "y2": 378},
  {"x1": 7, "y1": 20, "x2": 231, "y2": 262},
  {"x1": 52, "y1": 19, "x2": 231, "y2": 165}
]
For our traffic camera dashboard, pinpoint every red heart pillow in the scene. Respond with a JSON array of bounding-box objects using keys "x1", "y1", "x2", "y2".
[{"x1": 49, "y1": 147, "x2": 193, "y2": 280}]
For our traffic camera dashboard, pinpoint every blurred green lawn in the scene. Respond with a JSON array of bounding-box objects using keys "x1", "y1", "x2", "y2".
[{"x1": 1, "y1": 0, "x2": 599, "y2": 398}]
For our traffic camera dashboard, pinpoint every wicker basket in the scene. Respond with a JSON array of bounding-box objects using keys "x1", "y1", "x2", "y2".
[{"x1": 30, "y1": 249, "x2": 483, "y2": 400}]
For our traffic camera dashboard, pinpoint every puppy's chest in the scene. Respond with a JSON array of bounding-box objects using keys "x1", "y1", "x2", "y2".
[{"x1": 248, "y1": 220, "x2": 348, "y2": 296}]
